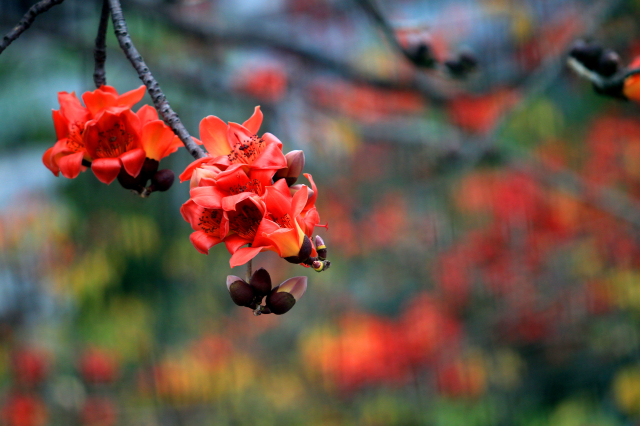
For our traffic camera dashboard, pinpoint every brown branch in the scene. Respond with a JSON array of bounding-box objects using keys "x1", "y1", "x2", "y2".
[
  {"x1": 107, "y1": 0, "x2": 207, "y2": 160},
  {"x1": 0, "y1": 0, "x2": 65, "y2": 55},
  {"x1": 93, "y1": 0, "x2": 109, "y2": 88}
]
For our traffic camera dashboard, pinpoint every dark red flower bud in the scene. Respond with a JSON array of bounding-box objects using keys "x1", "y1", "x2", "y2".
[
  {"x1": 250, "y1": 268, "x2": 272, "y2": 297},
  {"x1": 226, "y1": 276, "x2": 255, "y2": 307},
  {"x1": 274, "y1": 150, "x2": 305, "y2": 186},
  {"x1": 406, "y1": 42, "x2": 436, "y2": 68},
  {"x1": 117, "y1": 168, "x2": 144, "y2": 192},
  {"x1": 597, "y1": 49, "x2": 621, "y2": 77},
  {"x1": 569, "y1": 39, "x2": 603, "y2": 71},
  {"x1": 150, "y1": 169, "x2": 175, "y2": 192},
  {"x1": 315, "y1": 235, "x2": 327, "y2": 260},
  {"x1": 284, "y1": 235, "x2": 313, "y2": 263},
  {"x1": 140, "y1": 158, "x2": 159, "y2": 183},
  {"x1": 266, "y1": 277, "x2": 307, "y2": 315}
]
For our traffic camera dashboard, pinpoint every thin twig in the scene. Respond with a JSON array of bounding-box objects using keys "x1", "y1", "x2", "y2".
[
  {"x1": 245, "y1": 259, "x2": 252, "y2": 283},
  {"x1": 93, "y1": 0, "x2": 109, "y2": 88},
  {"x1": 353, "y1": 0, "x2": 407, "y2": 59},
  {"x1": 0, "y1": 0, "x2": 65, "y2": 55},
  {"x1": 107, "y1": 0, "x2": 207, "y2": 160}
]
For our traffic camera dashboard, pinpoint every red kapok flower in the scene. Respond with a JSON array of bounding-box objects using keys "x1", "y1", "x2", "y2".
[
  {"x1": 43, "y1": 85, "x2": 147, "y2": 179},
  {"x1": 83, "y1": 108, "x2": 147, "y2": 184},
  {"x1": 179, "y1": 106, "x2": 286, "y2": 182}
]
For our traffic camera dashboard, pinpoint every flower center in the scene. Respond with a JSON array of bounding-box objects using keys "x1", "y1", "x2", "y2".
[
  {"x1": 229, "y1": 178, "x2": 264, "y2": 196},
  {"x1": 198, "y1": 209, "x2": 223, "y2": 237},
  {"x1": 229, "y1": 202, "x2": 262, "y2": 240},
  {"x1": 227, "y1": 135, "x2": 266, "y2": 165},
  {"x1": 274, "y1": 213, "x2": 293, "y2": 229},
  {"x1": 66, "y1": 121, "x2": 85, "y2": 152},
  {"x1": 94, "y1": 121, "x2": 135, "y2": 158}
]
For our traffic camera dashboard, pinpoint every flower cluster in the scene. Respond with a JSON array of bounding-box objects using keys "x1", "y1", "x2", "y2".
[
  {"x1": 42, "y1": 85, "x2": 181, "y2": 194},
  {"x1": 180, "y1": 107, "x2": 328, "y2": 270}
]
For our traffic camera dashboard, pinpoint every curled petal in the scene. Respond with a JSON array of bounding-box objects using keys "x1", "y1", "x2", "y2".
[
  {"x1": 116, "y1": 85, "x2": 146, "y2": 109},
  {"x1": 302, "y1": 173, "x2": 318, "y2": 212},
  {"x1": 251, "y1": 141, "x2": 287, "y2": 170},
  {"x1": 91, "y1": 158, "x2": 121, "y2": 184},
  {"x1": 242, "y1": 106, "x2": 263, "y2": 135},
  {"x1": 141, "y1": 121, "x2": 176, "y2": 161},
  {"x1": 224, "y1": 234, "x2": 252, "y2": 254},
  {"x1": 43, "y1": 147, "x2": 59, "y2": 176},
  {"x1": 189, "y1": 231, "x2": 222, "y2": 254},
  {"x1": 82, "y1": 89, "x2": 118, "y2": 117},
  {"x1": 136, "y1": 105, "x2": 159, "y2": 125},
  {"x1": 190, "y1": 186, "x2": 227, "y2": 210},
  {"x1": 263, "y1": 227, "x2": 300, "y2": 258},
  {"x1": 58, "y1": 151, "x2": 85, "y2": 179},
  {"x1": 229, "y1": 246, "x2": 263, "y2": 268},
  {"x1": 58, "y1": 92, "x2": 90, "y2": 124},
  {"x1": 179, "y1": 156, "x2": 212, "y2": 182},
  {"x1": 200, "y1": 116, "x2": 231, "y2": 157},
  {"x1": 119, "y1": 148, "x2": 146, "y2": 177}
]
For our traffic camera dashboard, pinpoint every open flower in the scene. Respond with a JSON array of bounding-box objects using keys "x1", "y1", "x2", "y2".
[
  {"x1": 43, "y1": 86, "x2": 147, "y2": 179},
  {"x1": 179, "y1": 106, "x2": 287, "y2": 182}
]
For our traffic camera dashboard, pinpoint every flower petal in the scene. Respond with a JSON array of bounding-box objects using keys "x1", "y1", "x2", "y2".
[
  {"x1": 224, "y1": 234, "x2": 252, "y2": 254},
  {"x1": 42, "y1": 147, "x2": 59, "y2": 176},
  {"x1": 136, "y1": 104, "x2": 159, "y2": 125},
  {"x1": 190, "y1": 185, "x2": 227, "y2": 210},
  {"x1": 91, "y1": 157, "x2": 121, "y2": 184},
  {"x1": 52, "y1": 109, "x2": 69, "y2": 140},
  {"x1": 58, "y1": 92, "x2": 90, "y2": 124},
  {"x1": 82, "y1": 89, "x2": 118, "y2": 117},
  {"x1": 117, "y1": 85, "x2": 146, "y2": 109},
  {"x1": 263, "y1": 227, "x2": 301, "y2": 258},
  {"x1": 229, "y1": 246, "x2": 263, "y2": 268},
  {"x1": 119, "y1": 148, "x2": 146, "y2": 177},
  {"x1": 140, "y1": 121, "x2": 176, "y2": 161},
  {"x1": 179, "y1": 156, "x2": 212, "y2": 183},
  {"x1": 291, "y1": 185, "x2": 308, "y2": 219},
  {"x1": 189, "y1": 231, "x2": 222, "y2": 254},
  {"x1": 200, "y1": 116, "x2": 231, "y2": 157},
  {"x1": 58, "y1": 151, "x2": 84, "y2": 179},
  {"x1": 251, "y1": 140, "x2": 287, "y2": 170},
  {"x1": 242, "y1": 106, "x2": 263, "y2": 135}
]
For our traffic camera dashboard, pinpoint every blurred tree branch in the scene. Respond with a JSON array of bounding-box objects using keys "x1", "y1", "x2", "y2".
[
  {"x1": 108, "y1": 0, "x2": 206, "y2": 160},
  {"x1": 0, "y1": 0, "x2": 64, "y2": 55}
]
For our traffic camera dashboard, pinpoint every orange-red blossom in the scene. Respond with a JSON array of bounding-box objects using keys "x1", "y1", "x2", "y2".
[{"x1": 43, "y1": 85, "x2": 182, "y2": 184}]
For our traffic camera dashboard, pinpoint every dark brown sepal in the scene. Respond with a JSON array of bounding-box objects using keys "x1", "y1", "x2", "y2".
[
  {"x1": 150, "y1": 169, "x2": 175, "y2": 192},
  {"x1": 266, "y1": 291, "x2": 296, "y2": 315},
  {"x1": 284, "y1": 235, "x2": 313, "y2": 264},
  {"x1": 227, "y1": 278, "x2": 255, "y2": 307},
  {"x1": 250, "y1": 268, "x2": 272, "y2": 297}
]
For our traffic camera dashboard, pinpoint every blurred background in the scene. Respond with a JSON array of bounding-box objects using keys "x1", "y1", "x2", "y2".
[{"x1": 2, "y1": 0, "x2": 640, "y2": 424}]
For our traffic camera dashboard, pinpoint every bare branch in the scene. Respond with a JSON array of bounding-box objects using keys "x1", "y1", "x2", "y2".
[
  {"x1": 93, "y1": 0, "x2": 109, "y2": 88},
  {"x1": 107, "y1": 0, "x2": 207, "y2": 160},
  {"x1": 0, "y1": 0, "x2": 65, "y2": 55}
]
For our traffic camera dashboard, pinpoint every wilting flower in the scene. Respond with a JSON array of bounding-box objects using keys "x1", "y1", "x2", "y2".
[
  {"x1": 43, "y1": 85, "x2": 182, "y2": 184},
  {"x1": 179, "y1": 106, "x2": 286, "y2": 183}
]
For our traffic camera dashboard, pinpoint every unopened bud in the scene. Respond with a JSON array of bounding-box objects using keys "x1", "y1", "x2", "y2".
[
  {"x1": 284, "y1": 235, "x2": 313, "y2": 264},
  {"x1": 312, "y1": 260, "x2": 323, "y2": 271},
  {"x1": 406, "y1": 42, "x2": 436, "y2": 68},
  {"x1": 140, "y1": 158, "x2": 159, "y2": 183},
  {"x1": 315, "y1": 235, "x2": 327, "y2": 260},
  {"x1": 266, "y1": 276, "x2": 307, "y2": 315},
  {"x1": 274, "y1": 150, "x2": 305, "y2": 186},
  {"x1": 289, "y1": 184, "x2": 314, "y2": 201},
  {"x1": 597, "y1": 49, "x2": 620, "y2": 77},
  {"x1": 226, "y1": 275, "x2": 255, "y2": 307},
  {"x1": 250, "y1": 268, "x2": 272, "y2": 297},
  {"x1": 569, "y1": 39, "x2": 603, "y2": 71},
  {"x1": 117, "y1": 168, "x2": 144, "y2": 192},
  {"x1": 150, "y1": 169, "x2": 175, "y2": 192}
]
